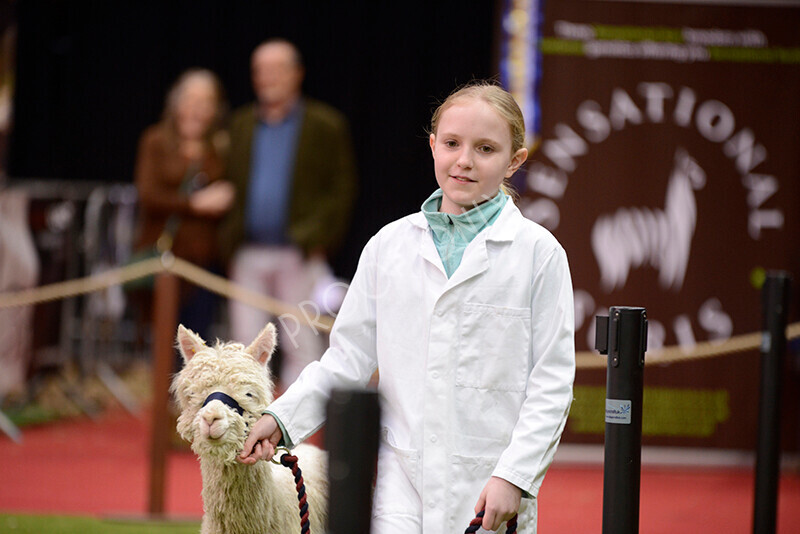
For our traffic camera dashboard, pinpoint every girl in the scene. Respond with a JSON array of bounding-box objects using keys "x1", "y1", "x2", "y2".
[{"x1": 240, "y1": 81, "x2": 575, "y2": 534}]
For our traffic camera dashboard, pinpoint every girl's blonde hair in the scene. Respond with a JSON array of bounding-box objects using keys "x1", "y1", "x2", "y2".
[{"x1": 430, "y1": 81, "x2": 526, "y2": 197}]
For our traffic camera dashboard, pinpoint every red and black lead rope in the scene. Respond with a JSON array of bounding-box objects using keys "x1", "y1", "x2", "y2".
[
  {"x1": 275, "y1": 451, "x2": 311, "y2": 534},
  {"x1": 275, "y1": 448, "x2": 518, "y2": 534},
  {"x1": 465, "y1": 510, "x2": 518, "y2": 534}
]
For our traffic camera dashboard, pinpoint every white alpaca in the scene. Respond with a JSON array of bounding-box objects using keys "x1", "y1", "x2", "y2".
[{"x1": 171, "y1": 323, "x2": 328, "y2": 534}]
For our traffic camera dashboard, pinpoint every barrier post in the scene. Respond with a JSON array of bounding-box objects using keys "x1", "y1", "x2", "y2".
[
  {"x1": 596, "y1": 307, "x2": 648, "y2": 534},
  {"x1": 753, "y1": 271, "x2": 792, "y2": 534},
  {"x1": 326, "y1": 389, "x2": 380, "y2": 534},
  {"x1": 148, "y1": 271, "x2": 180, "y2": 516}
]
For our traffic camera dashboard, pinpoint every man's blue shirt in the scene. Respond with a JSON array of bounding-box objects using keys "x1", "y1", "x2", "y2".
[{"x1": 245, "y1": 103, "x2": 304, "y2": 245}]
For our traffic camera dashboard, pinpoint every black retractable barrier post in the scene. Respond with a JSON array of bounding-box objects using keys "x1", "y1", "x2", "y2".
[
  {"x1": 596, "y1": 307, "x2": 648, "y2": 534},
  {"x1": 326, "y1": 389, "x2": 380, "y2": 534},
  {"x1": 753, "y1": 271, "x2": 792, "y2": 534}
]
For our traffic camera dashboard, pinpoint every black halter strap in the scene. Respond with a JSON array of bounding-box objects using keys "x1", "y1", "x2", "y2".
[{"x1": 202, "y1": 391, "x2": 244, "y2": 416}]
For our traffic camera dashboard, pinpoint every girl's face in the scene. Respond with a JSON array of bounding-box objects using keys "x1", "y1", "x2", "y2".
[{"x1": 429, "y1": 97, "x2": 527, "y2": 215}]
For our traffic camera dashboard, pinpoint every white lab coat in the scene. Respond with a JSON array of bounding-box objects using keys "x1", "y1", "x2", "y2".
[{"x1": 268, "y1": 200, "x2": 575, "y2": 534}]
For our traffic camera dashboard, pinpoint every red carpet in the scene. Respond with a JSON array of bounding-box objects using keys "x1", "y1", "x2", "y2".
[
  {"x1": 1, "y1": 409, "x2": 799, "y2": 532},
  {"x1": 0, "y1": 409, "x2": 203, "y2": 518},
  {"x1": 537, "y1": 465, "x2": 800, "y2": 533}
]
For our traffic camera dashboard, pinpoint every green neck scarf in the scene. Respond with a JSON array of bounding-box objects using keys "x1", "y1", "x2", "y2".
[{"x1": 421, "y1": 188, "x2": 508, "y2": 278}]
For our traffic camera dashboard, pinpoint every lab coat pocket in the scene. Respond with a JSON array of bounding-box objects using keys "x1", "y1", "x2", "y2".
[
  {"x1": 452, "y1": 453, "x2": 537, "y2": 533},
  {"x1": 457, "y1": 303, "x2": 531, "y2": 392},
  {"x1": 373, "y1": 428, "x2": 421, "y2": 519},
  {"x1": 450, "y1": 453, "x2": 498, "y2": 528}
]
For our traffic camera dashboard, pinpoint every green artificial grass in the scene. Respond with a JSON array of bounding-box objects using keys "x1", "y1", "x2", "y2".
[
  {"x1": 0, "y1": 514, "x2": 200, "y2": 534},
  {"x1": 4, "y1": 403, "x2": 63, "y2": 427}
]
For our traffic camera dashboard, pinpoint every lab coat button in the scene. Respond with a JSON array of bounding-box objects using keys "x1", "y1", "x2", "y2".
[
  {"x1": 430, "y1": 435, "x2": 437, "y2": 443},
  {"x1": 431, "y1": 371, "x2": 439, "y2": 379}
]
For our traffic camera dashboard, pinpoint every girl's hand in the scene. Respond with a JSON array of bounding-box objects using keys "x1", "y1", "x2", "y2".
[
  {"x1": 238, "y1": 414, "x2": 283, "y2": 465},
  {"x1": 474, "y1": 476, "x2": 522, "y2": 531}
]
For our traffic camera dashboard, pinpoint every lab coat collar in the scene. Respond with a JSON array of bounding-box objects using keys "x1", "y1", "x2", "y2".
[
  {"x1": 446, "y1": 201, "x2": 523, "y2": 288},
  {"x1": 409, "y1": 199, "x2": 521, "y2": 286},
  {"x1": 483, "y1": 199, "x2": 520, "y2": 242}
]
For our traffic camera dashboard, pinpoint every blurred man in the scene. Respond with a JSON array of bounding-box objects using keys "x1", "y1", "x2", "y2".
[{"x1": 220, "y1": 39, "x2": 357, "y2": 389}]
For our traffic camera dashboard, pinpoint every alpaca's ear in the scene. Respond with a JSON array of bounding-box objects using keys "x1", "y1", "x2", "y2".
[
  {"x1": 176, "y1": 324, "x2": 207, "y2": 362},
  {"x1": 246, "y1": 323, "x2": 277, "y2": 366}
]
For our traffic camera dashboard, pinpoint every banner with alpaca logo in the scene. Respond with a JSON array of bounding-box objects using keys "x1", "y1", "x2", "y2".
[{"x1": 500, "y1": 0, "x2": 800, "y2": 449}]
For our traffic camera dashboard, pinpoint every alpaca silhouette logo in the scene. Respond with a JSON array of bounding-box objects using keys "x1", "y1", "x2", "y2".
[
  {"x1": 591, "y1": 147, "x2": 706, "y2": 292},
  {"x1": 521, "y1": 82, "x2": 786, "y2": 351}
]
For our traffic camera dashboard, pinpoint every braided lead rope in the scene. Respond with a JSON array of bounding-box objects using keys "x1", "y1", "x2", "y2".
[
  {"x1": 279, "y1": 452, "x2": 311, "y2": 534},
  {"x1": 465, "y1": 510, "x2": 518, "y2": 534}
]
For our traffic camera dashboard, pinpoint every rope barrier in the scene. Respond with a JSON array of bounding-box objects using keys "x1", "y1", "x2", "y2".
[
  {"x1": 0, "y1": 255, "x2": 796, "y2": 364},
  {"x1": 168, "y1": 257, "x2": 334, "y2": 332},
  {"x1": 575, "y1": 322, "x2": 800, "y2": 369},
  {"x1": 0, "y1": 256, "x2": 163, "y2": 308},
  {"x1": 0, "y1": 255, "x2": 333, "y2": 332}
]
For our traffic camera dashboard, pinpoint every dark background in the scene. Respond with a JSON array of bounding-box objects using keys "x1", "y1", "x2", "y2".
[{"x1": 7, "y1": 1, "x2": 498, "y2": 276}]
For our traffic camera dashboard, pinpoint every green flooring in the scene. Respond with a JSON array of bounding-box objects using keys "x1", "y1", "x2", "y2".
[{"x1": 0, "y1": 514, "x2": 200, "y2": 534}]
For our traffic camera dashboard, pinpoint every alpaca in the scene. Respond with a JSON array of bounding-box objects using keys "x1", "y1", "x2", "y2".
[
  {"x1": 171, "y1": 323, "x2": 328, "y2": 534},
  {"x1": 591, "y1": 147, "x2": 706, "y2": 292}
]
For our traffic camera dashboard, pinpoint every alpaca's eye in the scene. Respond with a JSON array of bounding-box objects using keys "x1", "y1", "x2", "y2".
[{"x1": 246, "y1": 393, "x2": 254, "y2": 398}]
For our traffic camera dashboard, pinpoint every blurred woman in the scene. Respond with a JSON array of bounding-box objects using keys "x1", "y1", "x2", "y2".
[{"x1": 133, "y1": 68, "x2": 234, "y2": 341}]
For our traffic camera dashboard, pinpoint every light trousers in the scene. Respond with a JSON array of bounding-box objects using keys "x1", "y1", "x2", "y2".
[{"x1": 229, "y1": 244, "x2": 326, "y2": 387}]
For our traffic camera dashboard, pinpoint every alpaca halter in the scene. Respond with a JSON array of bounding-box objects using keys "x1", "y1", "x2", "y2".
[{"x1": 202, "y1": 392, "x2": 244, "y2": 416}]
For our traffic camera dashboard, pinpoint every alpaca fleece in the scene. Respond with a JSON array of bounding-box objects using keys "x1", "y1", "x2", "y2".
[{"x1": 171, "y1": 323, "x2": 328, "y2": 534}]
